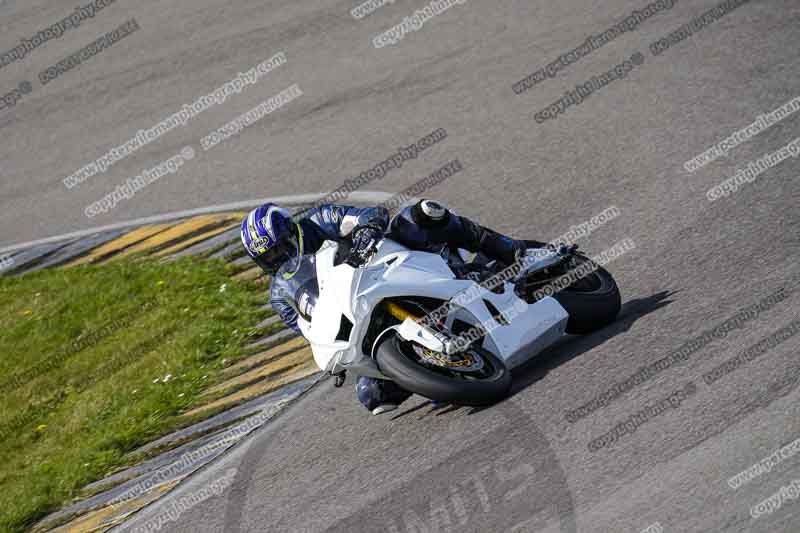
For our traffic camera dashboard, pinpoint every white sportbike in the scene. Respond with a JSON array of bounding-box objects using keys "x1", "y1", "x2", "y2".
[{"x1": 279, "y1": 237, "x2": 620, "y2": 406}]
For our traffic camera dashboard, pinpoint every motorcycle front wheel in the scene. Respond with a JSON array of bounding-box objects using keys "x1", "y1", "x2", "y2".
[{"x1": 374, "y1": 334, "x2": 512, "y2": 406}]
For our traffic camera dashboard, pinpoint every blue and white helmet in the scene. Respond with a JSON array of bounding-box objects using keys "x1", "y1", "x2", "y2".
[{"x1": 240, "y1": 203, "x2": 297, "y2": 274}]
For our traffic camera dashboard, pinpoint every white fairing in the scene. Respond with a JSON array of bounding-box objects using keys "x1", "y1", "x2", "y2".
[{"x1": 297, "y1": 239, "x2": 569, "y2": 378}]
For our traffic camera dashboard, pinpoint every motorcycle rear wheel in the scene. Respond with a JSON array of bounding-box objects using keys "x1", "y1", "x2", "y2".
[{"x1": 520, "y1": 245, "x2": 621, "y2": 334}]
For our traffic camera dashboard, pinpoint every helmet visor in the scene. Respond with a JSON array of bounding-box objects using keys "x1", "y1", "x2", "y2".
[{"x1": 253, "y1": 237, "x2": 297, "y2": 275}]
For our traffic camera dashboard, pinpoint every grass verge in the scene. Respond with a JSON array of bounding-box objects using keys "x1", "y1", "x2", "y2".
[{"x1": 0, "y1": 257, "x2": 269, "y2": 532}]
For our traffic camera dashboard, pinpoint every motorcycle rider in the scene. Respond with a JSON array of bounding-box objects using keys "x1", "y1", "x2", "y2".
[{"x1": 240, "y1": 199, "x2": 527, "y2": 415}]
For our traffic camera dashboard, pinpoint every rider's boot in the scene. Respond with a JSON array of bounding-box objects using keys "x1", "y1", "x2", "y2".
[
  {"x1": 356, "y1": 376, "x2": 413, "y2": 415},
  {"x1": 472, "y1": 226, "x2": 526, "y2": 265}
]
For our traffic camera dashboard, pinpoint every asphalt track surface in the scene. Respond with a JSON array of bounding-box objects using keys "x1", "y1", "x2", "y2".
[{"x1": 2, "y1": 0, "x2": 800, "y2": 531}]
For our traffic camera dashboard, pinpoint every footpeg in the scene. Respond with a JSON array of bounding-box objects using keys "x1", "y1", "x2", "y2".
[{"x1": 333, "y1": 371, "x2": 347, "y2": 387}]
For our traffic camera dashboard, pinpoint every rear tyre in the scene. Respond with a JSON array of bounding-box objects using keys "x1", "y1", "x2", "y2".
[
  {"x1": 549, "y1": 255, "x2": 621, "y2": 334},
  {"x1": 374, "y1": 334, "x2": 511, "y2": 406},
  {"x1": 519, "y1": 242, "x2": 620, "y2": 334}
]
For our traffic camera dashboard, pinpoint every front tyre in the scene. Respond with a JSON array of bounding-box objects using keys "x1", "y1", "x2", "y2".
[{"x1": 374, "y1": 334, "x2": 512, "y2": 406}]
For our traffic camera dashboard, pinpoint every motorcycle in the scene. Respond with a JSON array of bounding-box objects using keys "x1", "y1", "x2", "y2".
[{"x1": 277, "y1": 237, "x2": 621, "y2": 406}]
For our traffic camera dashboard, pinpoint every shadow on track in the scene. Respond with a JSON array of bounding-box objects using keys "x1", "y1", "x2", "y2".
[
  {"x1": 509, "y1": 290, "x2": 676, "y2": 397},
  {"x1": 389, "y1": 291, "x2": 676, "y2": 418}
]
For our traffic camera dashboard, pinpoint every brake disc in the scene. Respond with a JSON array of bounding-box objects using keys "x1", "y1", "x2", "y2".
[{"x1": 411, "y1": 344, "x2": 485, "y2": 373}]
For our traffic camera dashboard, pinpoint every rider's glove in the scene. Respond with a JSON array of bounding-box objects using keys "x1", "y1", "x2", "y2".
[{"x1": 345, "y1": 225, "x2": 382, "y2": 267}]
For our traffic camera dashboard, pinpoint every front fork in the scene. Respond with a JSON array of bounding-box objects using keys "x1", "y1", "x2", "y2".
[
  {"x1": 383, "y1": 301, "x2": 459, "y2": 355},
  {"x1": 331, "y1": 301, "x2": 422, "y2": 387}
]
